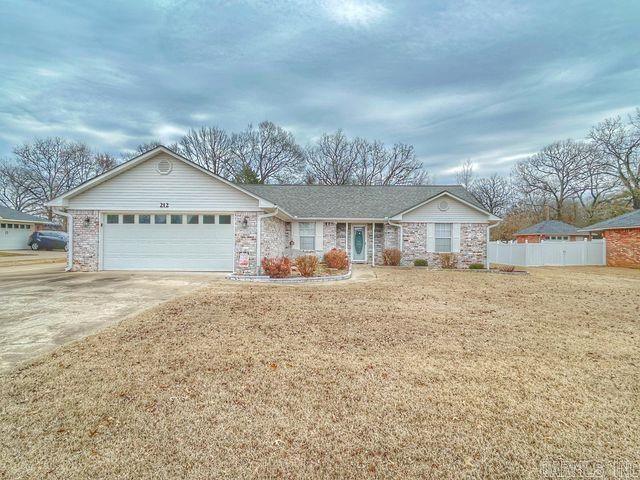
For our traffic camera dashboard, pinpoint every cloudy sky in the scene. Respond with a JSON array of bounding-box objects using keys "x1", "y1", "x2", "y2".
[{"x1": 1, "y1": 0, "x2": 639, "y2": 181}]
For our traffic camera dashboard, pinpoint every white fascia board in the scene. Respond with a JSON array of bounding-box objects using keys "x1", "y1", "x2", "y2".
[{"x1": 45, "y1": 146, "x2": 274, "y2": 208}]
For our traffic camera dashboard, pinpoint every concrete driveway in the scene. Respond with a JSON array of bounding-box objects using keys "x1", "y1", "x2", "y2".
[{"x1": 0, "y1": 264, "x2": 224, "y2": 373}]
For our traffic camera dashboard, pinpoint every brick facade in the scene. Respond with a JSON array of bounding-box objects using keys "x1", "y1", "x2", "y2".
[
  {"x1": 261, "y1": 216, "x2": 287, "y2": 260},
  {"x1": 66, "y1": 211, "x2": 490, "y2": 274},
  {"x1": 401, "y1": 222, "x2": 486, "y2": 268},
  {"x1": 603, "y1": 228, "x2": 640, "y2": 268},
  {"x1": 336, "y1": 223, "x2": 347, "y2": 250},
  {"x1": 323, "y1": 222, "x2": 337, "y2": 252},
  {"x1": 234, "y1": 212, "x2": 258, "y2": 275},
  {"x1": 69, "y1": 209, "x2": 100, "y2": 271}
]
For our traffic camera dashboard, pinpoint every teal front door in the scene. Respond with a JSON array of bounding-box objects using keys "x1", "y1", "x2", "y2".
[{"x1": 353, "y1": 226, "x2": 366, "y2": 262}]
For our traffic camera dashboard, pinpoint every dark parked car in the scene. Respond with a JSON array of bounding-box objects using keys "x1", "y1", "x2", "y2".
[{"x1": 28, "y1": 230, "x2": 68, "y2": 251}]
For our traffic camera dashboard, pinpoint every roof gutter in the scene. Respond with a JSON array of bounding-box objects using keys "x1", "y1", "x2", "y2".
[{"x1": 52, "y1": 208, "x2": 73, "y2": 272}]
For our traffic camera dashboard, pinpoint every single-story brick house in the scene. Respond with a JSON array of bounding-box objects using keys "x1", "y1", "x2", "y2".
[
  {"x1": 514, "y1": 220, "x2": 590, "y2": 243},
  {"x1": 0, "y1": 206, "x2": 49, "y2": 250},
  {"x1": 46, "y1": 146, "x2": 501, "y2": 274},
  {"x1": 580, "y1": 210, "x2": 640, "y2": 268}
]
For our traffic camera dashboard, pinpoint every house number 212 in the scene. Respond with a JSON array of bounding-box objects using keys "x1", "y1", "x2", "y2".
[{"x1": 160, "y1": 202, "x2": 169, "y2": 208}]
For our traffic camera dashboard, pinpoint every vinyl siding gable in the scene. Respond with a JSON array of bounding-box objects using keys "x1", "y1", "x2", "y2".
[
  {"x1": 402, "y1": 194, "x2": 489, "y2": 223},
  {"x1": 68, "y1": 153, "x2": 260, "y2": 211}
]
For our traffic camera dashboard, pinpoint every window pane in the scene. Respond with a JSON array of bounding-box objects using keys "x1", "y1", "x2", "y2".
[
  {"x1": 203, "y1": 215, "x2": 215, "y2": 224},
  {"x1": 187, "y1": 215, "x2": 199, "y2": 224},
  {"x1": 8, "y1": 224, "x2": 13, "y2": 228},
  {"x1": 171, "y1": 215, "x2": 183, "y2": 224},
  {"x1": 435, "y1": 238, "x2": 451, "y2": 253},
  {"x1": 0, "y1": 224, "x2": 5, "y2": 228},
  {"x1": 20, "y1": 224, "x2": 25, "y2": 229},
  {"x1": 155, "y1": 215, "x2": 167, "y2": 224},
  {"x1": 299, "y1": 236, "x2": 315, "y2": 250},
  {"x1": 14, "y1": 224, "x2": 19, "y2": 229},
  {"x1": 299, "y1": 222, "x2": 315, "y2": 235},
  {"x1": 123, "y1": 214, "x2": 135, "y2": 224},
  {"x1": 435, "y1": 223, "x2": 451, "y2": 237},
  {"x1": 139, "y1": 215, "x2": 151, "y2": 224},
  {"x1": 219, "y1": 215, "x2": 231, "y2": 224},
  {"x1": 27, "y1": 225, "x2": 31, "y2": 229},
  {"x1": 107, "y1": 214, "x2": 119, "y2": 224}
]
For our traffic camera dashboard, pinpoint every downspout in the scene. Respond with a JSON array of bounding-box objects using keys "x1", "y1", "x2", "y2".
[
  {"x1": 486, "y1": 222, "x2": 500, "y2": 269},
  {"x1": 257, "y1": 207, "x2": 279, "y2": 275},
  {"x1": 386, "y1": 218, "x2": 403, "y2": 252},
  {"x1": 53, "y1": 208, "x2": 73, "y2": 272}
]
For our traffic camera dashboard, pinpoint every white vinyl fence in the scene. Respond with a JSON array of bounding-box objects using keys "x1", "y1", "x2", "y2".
[{"x1": 488, "y1": 239, "x2": 606, "y2": 267}]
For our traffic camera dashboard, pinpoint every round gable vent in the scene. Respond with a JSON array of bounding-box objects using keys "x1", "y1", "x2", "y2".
[
  {"x1": 438, "y1": 200, "x2": 449, "y2": 211},
  {"x1": 156, "y1": 158, "x2": 173, "y2": 175}
]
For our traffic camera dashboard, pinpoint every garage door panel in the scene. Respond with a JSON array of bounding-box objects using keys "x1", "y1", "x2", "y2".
[{"x1": 102, "y1": 216, "x2": 234, "y2": 271}]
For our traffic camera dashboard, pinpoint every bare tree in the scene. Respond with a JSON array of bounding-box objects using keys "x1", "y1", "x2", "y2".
[
  {"x1": 122, "y1": 140, "x2": 179, "y2": 161},
  {"x1": 178, "y1": 126, "x2": 236, "y2": 178},
  {"x1": 589, "y1": 109, "x2": 640, "y2": 208},
  {"x1": 305, "y1": 130, "x2": 357, "y2": 185},
  {"x1": 231, "y1": 121, "x2": 305, "y2": 184},
  {"x1": 470, "y1": 173, "x2": 512, "y2": 216},
  {"x1": 514, "y1": 140, "x2": 590, "y2": 220},
  {"x1": 8, "y1": 137, "x2": 116, "y2": 219},
  {"x1": 306, "y1": 131, "x2": 429, "y2": 185},
  {"x1": 572, "y1": 146, "x2": 621, "y2": 221},
  {"x1": 0, "y1": 162, "x2": 38, "y2": 212},
  {"x1": 456, "y1": 158, "x2": 474, "y2": 189}
]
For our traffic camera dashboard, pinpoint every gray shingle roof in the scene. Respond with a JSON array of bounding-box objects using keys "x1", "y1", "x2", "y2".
[
  {"x1": 0, "y1": 206, "x2": 48, "y2": 223},
  {"x1": 515, "y1": 220, "x2": 580, "y2": 236},
  {"x1": 241, "y1": 184, "x2": 488, "y2": 219},
  {"x1": 580, "y1": 210, "x2": 640, "y2": 231}
]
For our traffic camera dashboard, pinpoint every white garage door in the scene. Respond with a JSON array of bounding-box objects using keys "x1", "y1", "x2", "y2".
[
  {"x1": 0, "y1": 222, "x2": 32, "y2": 250},
  {"x1": 102, "y1": 213, "x2": 234, "y2": 271}
]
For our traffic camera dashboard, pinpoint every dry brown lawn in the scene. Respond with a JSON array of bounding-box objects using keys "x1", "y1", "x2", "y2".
[{"x1": 1, "y1": 267, "x2": 639, "y2": 479}]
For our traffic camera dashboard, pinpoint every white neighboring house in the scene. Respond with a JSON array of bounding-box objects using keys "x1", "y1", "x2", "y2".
[
  {"x1": 0, "y1": 206, "x2": 49, "y2": 250},
  {"x1": 46, "y1": 146, "x2": 501, "y2": 274}
]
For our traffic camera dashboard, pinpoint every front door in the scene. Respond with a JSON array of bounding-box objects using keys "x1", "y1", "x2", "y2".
[{"x1": 352, "y1": 226, "x2": 366, "y2": 262}]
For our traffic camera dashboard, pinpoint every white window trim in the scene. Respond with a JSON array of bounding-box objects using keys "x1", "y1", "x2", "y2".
[
  {"x1": 299, "y1": 222, "x2": 316, "y2": 251},
  {"x1": 434, "y1": 223, "x2": 452, "y2": 253}
]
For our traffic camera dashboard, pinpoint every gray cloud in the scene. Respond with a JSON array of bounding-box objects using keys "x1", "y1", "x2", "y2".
[{"x1": 0, "y1": 0, "x2": 638, "y2": 180}]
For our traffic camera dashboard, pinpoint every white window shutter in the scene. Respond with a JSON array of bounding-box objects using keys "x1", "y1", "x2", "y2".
[
  {"x1": 292, "y1": 222, "x2": 300, "y2": 249},
  {"x1": 426, "y1": 223, "x2": 435, "y2": 252},
  {"x1": 315, "y1": 221, "x2": 324, "y2": 252},
  {"x1": 452, "y1": 223, "x2": 461, "y2": 252}
]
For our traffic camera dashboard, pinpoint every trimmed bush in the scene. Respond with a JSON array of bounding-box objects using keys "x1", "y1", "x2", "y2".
[
  {"x1": 439, "y1": 253, "x2": 456, "y2": 269},
  {"x1": 499, "y1": 264, "x2": 516, "y2": 273},
  {"x1": 469, "y1": 263, "x2": 484, "y2": 269},
  {"x1": 295, "y1": 255, "x2": 318, "y2": 277},
  {"x1": 382, "y1": 248, "x2": 402, "y2": 266},
  {"x1": 324, "y1": 248, "x2": 349, "y2": 270},
  {"x1": 414, "y1": 259, "x2": 428, "y2": 267},
  {"x1": 261, "y1": 257, "x2": 291, "y2": 278}
]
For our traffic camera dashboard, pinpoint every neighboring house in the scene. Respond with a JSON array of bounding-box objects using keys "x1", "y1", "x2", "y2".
[
  {"x1": 46, "y1": 146, "x2": 501, "y2": 274},
  {"x1": 0, "y1": 206, "x2": 49, "y2": 250},
  {"x1": 580, "y1": 210, "x2": 640, "y2": 268},
  {"x1": 514, "y1": 220, "x2": 590, "y2": 243}
]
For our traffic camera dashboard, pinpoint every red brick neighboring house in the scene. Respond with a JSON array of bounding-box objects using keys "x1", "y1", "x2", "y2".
[
  {"x1": 514, "y1": 220, "x2": 590, "y2": 243},
  {"x1": 580, "y1": 210, "x2": 640, "y2": 268}
]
